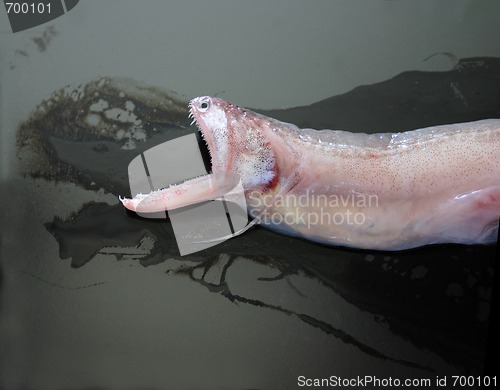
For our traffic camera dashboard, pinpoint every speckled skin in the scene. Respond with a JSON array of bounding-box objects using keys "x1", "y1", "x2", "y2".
[{"x1": 121, "y1": 96, "x2": 500, "y2": 250}]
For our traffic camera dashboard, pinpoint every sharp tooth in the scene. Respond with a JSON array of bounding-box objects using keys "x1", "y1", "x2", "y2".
[{"x1": 190, "y1": 118, "x2": 196, "y2": 125}]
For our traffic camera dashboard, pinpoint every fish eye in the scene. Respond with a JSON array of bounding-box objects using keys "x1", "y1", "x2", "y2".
[{"x1": 199, "y1": 99, "x2": 210, "y2": 111}]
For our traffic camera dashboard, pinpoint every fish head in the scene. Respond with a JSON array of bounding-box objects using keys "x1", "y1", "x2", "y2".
[{"x1": 189, "y1": 96, "x2": 278, "y2": 190}]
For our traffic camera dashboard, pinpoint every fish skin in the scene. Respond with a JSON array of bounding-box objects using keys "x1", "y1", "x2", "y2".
[{"x1": 121, "y1": 96, "x2": 500, "y2": 250}]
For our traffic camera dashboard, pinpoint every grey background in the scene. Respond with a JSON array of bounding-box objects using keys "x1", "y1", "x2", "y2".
[
  {"x1": 1, "y1": 1, "x2": 499, "y2": 389},
  {"x1": 2, "y1": 0, "x2": 500, "y2": 112}
]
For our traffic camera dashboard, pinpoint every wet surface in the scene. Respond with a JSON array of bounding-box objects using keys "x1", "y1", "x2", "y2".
[
  {"x1": 17, "y1": 76, "x2": 189, "y2": 195},
  {"x1": 9, "y1": 57, "x2": 500, "y2": 385}
]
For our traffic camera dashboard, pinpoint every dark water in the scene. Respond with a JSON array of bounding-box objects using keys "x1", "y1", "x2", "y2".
[{"x1": 4, "y1": 57, "x2": 499, "y2": 388}]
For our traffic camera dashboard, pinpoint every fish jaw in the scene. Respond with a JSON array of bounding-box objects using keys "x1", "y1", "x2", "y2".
[
  {"x1": 120, "y1": 95, "x2": 284, "y2": 214},
  {"x1": 189, "y1": 96, "x2": 230, "y2": 176},
  {"x1": 119, "y1": 172, "x2": 241, "y2": 213}
]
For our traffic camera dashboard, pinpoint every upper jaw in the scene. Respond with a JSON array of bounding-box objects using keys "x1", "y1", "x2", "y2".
[{"x1": 189, "y1": 98, "x2": 216, "y2": 171}]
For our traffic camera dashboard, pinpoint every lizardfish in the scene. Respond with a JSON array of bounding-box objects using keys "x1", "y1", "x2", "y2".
[{"x1": 120, "y1": 96, "x2": 500, "y2": 250}]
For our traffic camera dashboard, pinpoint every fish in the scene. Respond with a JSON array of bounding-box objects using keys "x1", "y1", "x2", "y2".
[{"x1": 120, "y1": 96, "x2": 500, "y2": 250}]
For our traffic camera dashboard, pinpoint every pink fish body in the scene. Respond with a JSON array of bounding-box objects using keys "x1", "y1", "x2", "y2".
[{"x1": 121, "y1": 96, "x2": 500, "y2": 250}]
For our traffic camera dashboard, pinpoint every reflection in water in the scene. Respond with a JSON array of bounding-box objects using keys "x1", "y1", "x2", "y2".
[
  {"x1": 19, "y1": 57, "x2": 500, "y2": 376},
  {"x1": 172, "y1": 249, "x2": 492, "y2": 373}
]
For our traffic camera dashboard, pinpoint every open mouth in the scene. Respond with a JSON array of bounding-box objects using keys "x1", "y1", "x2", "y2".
[
  {"x1": 195, "y1": 130, "x2": 212, "y2": 174},
  {"x1": 189, "y1": 100, "x2": 213, "y2": 174}
]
